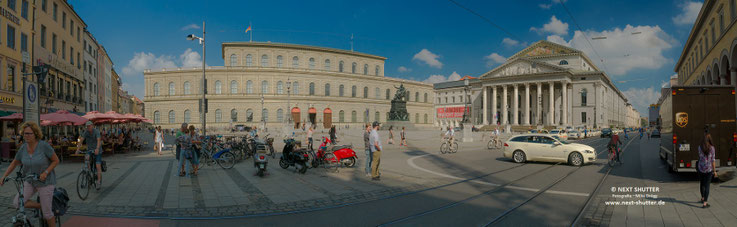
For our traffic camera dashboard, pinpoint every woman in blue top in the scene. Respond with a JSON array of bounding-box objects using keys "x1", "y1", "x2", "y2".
[
  {"x1": 697, "y1": 133, "x2": 717, "y2": 208},
  {"x1": 0, "y1": 122, "x2": 59, "y2": 226}
]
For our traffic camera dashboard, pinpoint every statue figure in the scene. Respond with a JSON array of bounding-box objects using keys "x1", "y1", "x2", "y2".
[{"x1": 393, "y1": 84, "x2": 407, "y2": 101}]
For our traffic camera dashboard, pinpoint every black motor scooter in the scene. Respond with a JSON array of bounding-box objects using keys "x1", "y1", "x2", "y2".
[{"x1": 279, "y1": 138, "x2": 309, "y2": 174}]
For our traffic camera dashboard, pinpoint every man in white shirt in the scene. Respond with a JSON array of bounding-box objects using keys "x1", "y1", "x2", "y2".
[
  {"x1": 369, "y1": 122, "x2": 383, "y2": 181},
  {"x1": 444, "y1": 127, "x2": 455, "y2": 144}
]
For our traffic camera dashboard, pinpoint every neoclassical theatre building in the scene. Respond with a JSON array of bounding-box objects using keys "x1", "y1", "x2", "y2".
[
  {"x1": 434, "y1": 41, "x2": 640, "y2": 129},
  {"x1": 144, "y1": 42, "x2": 434, "y2": 130}
]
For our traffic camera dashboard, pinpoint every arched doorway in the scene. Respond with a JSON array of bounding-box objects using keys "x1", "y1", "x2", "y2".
[
  {"x1": 308, "y1": 107, "x2": 317, "y2": 126},
  {"x1": 291, "y1": 107, "x2": 301, "y2": 129},
  {"x1": 323, "y1": 108, "x2": 332, "y2": 128}
]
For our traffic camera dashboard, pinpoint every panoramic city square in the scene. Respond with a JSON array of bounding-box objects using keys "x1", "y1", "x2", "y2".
[{"x1": 0, "y1": 0, "x2": 737, "y2": 226}]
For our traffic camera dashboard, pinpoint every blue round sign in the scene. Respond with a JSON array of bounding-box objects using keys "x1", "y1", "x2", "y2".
[{"x1": 28, "y1": 84, "x2": 36, "y2": 103}]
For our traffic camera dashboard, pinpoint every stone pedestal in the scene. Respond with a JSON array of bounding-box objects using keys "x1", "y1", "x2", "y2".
[
  {"x1": 462, "y1": 125, "x2": 473, "y2": 142},
  {"x1": 384, "y1": 120, "x2": 416, "y2": 131}
]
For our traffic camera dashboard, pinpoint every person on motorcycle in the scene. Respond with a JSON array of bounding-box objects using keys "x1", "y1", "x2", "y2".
[
  {"x1": 609, "y1": 133, "x2": 623, "y2": 164},
  {"x1": 444, "y1": 127, "x2": 455, "y2": 144}
]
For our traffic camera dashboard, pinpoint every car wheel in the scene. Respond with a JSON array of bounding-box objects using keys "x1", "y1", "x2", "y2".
[
  {"x1": 569, "y1": 152, "x2": 583, "y2": 166},
  {"x1": 512, "y1": 150, "x2": 526, "y2": 163}
]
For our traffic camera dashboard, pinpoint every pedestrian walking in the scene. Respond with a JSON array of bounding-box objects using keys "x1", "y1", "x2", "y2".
[
  {"x1": 369, "y1": 121, "x2": 383, "y2": 181},
  {"x1": 388, "y1": 126, "x2": 394, "y2": 145},
  {"x1": 176, "y1": 123, "x2": 190, "y2": 177},
  {"x1": 1, "y1": 122, "x2": 59, "y2": 227},
  {"x1": 400, "y1": 127, "x2": 407, "y2": 146},
  {"x1": 307, "y1": 125, "x2": 314, "y2": 151},
  {"x1": 363, "y1": 123, "x2": 372, "y2": 177},
  {"x1": 155, "y1": 126, "x2": 164, "y2": 155},
  {"x1": 697, "y1": 133, "x2": 717, "y2": 208},
  {"x1": 329, "y1": 125, "x2": 337, "y2": 145}
]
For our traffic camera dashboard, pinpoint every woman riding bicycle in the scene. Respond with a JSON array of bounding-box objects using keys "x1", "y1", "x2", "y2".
[
  {"x1": 0, "y1": 122, "x2": 59, "y2": 227},
  {"x1": 608, "y1": 133, "x2": 623, "y2": 164}
]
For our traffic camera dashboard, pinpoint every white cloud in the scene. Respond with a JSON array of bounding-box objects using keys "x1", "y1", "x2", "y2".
[
  {"x1": 181, "y1": 23, "x2": 201, "y2": 31},
  {"x1": 545, "y1": 24, "x2": 676, "y2": 76},
  {"x1": 180, "y1": 48, "x2": 203, "y2": 68},
  {"x1": 539, "y1": 4, "x2": 552, "y2": 9},
  {"x1": 623, "y1": 86, "x2": 660, "y2": 115},
  {"x1": 422, "y1": 71, "x2": 462, "y2": 84},
  {"x1": 502, "y1": 38, "x2": 519, "y2": 46},
  {"x1": 412, "y1": 49, "x2": 443, "y2": 68},
  {"x1": 120, "y1": 49, "x2": 205, "y2": 97},
  {"x1": 398, "y1": 66, "x2": 412, "y2": 73},
  {"x1": 672, "y1": 1, "x2": 703, "y2": 26},
  {"x1": 530, "y1": 15, "x2": 569, "y2": 36},
  {"x1": 484, "y1": 53, "x2": 507, "y2": 67}
]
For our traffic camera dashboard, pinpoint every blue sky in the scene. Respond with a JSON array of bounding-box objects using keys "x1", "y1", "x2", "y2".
[{"x1": 69, "y1": 0, "x2": 703, "y2": 116}]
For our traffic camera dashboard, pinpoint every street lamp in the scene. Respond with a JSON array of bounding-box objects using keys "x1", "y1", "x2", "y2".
[
  {"x1": 261, "y1": 93, "x2": 265, "y2": 130},
  {"x1": 462, "y1": 79, "x2": 473, "y2": 142},
  {"x1": 186, "y1": 22, "x2": 206, "y2": 135}
]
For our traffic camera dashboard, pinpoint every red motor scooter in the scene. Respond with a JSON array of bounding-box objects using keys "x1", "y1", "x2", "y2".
[{"x1": 310, "y1": 137, "x2": 357, "y2": 169}]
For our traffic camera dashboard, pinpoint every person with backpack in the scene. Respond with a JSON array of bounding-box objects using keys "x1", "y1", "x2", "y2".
[
  {"x1": 698, "y1": 132, "x2": 717, "y2": 208},
  {"x1": 1, "y1": 122, "x2": 59, "y2": 227}
]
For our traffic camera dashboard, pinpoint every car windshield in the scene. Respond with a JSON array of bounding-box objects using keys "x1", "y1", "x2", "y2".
[
  {"x1": 550, "y1": 130, "x2": 559, "y2": 134},
  {"x1": 551, "y1": 136, "x2": 570, "y2": 144}
]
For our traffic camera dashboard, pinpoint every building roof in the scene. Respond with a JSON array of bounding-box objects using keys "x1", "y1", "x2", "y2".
[
  {"x1": 459, "y1": 75, "x2": 476, "y2": 80},
  {"x1": 433, "y1": 79, "x2": 476, "y2": 90},
  {"x1": 221, "y1": 42, "x2": 387, "y2": 61}
]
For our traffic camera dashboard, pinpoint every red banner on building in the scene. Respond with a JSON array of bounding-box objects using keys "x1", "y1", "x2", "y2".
[{"x1": 436, "y1": 107, "x2": 470, "y2": 119}]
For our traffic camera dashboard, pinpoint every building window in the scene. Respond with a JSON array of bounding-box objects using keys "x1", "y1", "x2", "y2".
[
  {"x1": 363, "y1": 64, "x2": 368, "y2": 75},
  {"x1": 184, "y1": 81, "x2": 191, "y2": 95},
  {"x1": 261, "y1": 109, "x2": 268, "y2": 122},
  {"x1": 40, "y1": 25, "x2": 46, "y2": 48},
  {"x1": 230, "y1": 80, "x2": 238, "y2": 94},
  {"x1": 375, "y1": 87, "x2": 380, "y2": 99},
  {"x1": 424, "y1": 93, "x2": 428, "y2": 103},
  {"x1": 363, "y1": 87, "x2": 368, "y2": 98},
  {"x1": 386, "y1": 89, "x2": 390, "y2": 100},
  {"x1": 168, "y1": 110, "x2": 175, "y2": 124},
  {"x1": 246, "y1": 54, "x2": 252, "y2": 66},
  {"x1": 7, "y1": 0, "x2": 15, "y2": 11},
  {"x1": 719, "y1": 10, "x2": 725, "y2": 34},
  {"x1": 352, "y1": 85, "x2": 357, "y2": 97},
  {"x1": 168, "y1": 82, "x2": 175, "y2": 95},
  {"x1": 293, "y1": 82, "x2": 299, "y2": 95},
  {"x1": 153, "y1": 83, "x2": 160, "y2": 96},
  {"x1": 215, "y1": 109, "x2": 222, "y2": 122},
  {"x1": 246, "y1": 80, "x2": 253, "y2": 94},
  {"x1": 277, "y1": 55, "x2": 283, "y2": 68},
  {"x1": 309, "y1": 58, "x2": 315, "y2": 69},
  {"x1": 581, "y1": 89, "x2": 587, "y2": 106},
  {"x1": 338, "y1": 85, "x2": 344, "y2": 97},
  {"x1": 582, "y1": 112, "x2": 587, "y2": 123},
  {"x1": 559, "y1": 60, "x2": 568, "y2": 65},
  {"x1": 339, "y1": 110, "x2": 345, "y2": 123},
  {"x1": 351, "y1": 111, "x2": 357, "y2": 122},
  {"x1": 352, "y1": 62, "x2": 357, "y2": 74},
  {"x1": 246, "y1": 109, "x2": 253, "y2": 122},
  {"x1": 325, "y1": 59, "x2": 331, "y2": 70},
  {"x1": 41, "y1": 0, "x2": 46, "y2": 12},
  {"x1": 415, "y1": 92, "x2": 419, "y2": 102},
  {"x1": 20, "y1": 33, "x2": 26, "y2": 52},
  {"x1": 6, "y1": 25, "x2": 15, "y2": 49},
  {"x1": 184, "y1": 110, "x2": 191, "y2": 123},
  {"x1": 272, "y1": 108, "x2": 282, "y2": 122},
  {"x1": 375, "y1": 66, "x2": 379, "y2": 76},
  {"x1": 21, "y1": 0, "x2": 28, "y2": 19},
  {"x1": 277, "y1": 81, "x2": 284, "y2": 94},
  {"x1": 415, "y1": 113, "x2": 419, "y2": 124},
  {"x1": 261, "y1": 54, "x2": 268, "y2": 67},
  {"x1": 292, "y1": 56, "x2": 299, "y2": 68},
  {"x1": 153, "y1": 111, "x2": 160, "y2": 124},
  {"x1": 731, "y1": 0, "x2": 737, "y2": 21},
  {"x1": 61, "y1": 40, "x2": 65, "y2": 59},
  {"x1": 229, "y1": 54, "x2": 237, "y2": 66},
  {"x1": 231, "y1": 109, "x2": 238, "y2": 122},
  {"x1": 711, "y1": 25, "x2": 716, "y2": 48},
  {"x1": 70, "y1": 21, "x2": 74, "y2": 36},
  {"x1": 339, "y1": 61, "x2": 344, "y2": 72},
  {"x1": 6, "y1": 65, "x2": 15, "y2": 92},
  {"x1": 309, "y1": 82, "x2": 315, "y2": 95},
  {"x1": 53, "y1": 3, "x2": 57, "y2": 21},
  {"x1": 215, "y1": 80, "x2": 222, "y2": 94},
  {"x1": 62, "y1": 12, "x2": 66, "y2": 28},
  {"x1": 325, "y1": 83, "x2": 330, "y2": 96},
  {"x1": 261, "y1": 80, "x2": 268, "y2": 93},
  {"x1": 424, "y1": 114, "x2": 428, "y2": 124},
  {"x1": 375, "y1": 111, "x2": 380, "y2": 122}
]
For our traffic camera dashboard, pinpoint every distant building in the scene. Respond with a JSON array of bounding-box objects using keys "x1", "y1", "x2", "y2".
[{"x1": 648, "y1": 104, "x2": 659, "y2": 127}]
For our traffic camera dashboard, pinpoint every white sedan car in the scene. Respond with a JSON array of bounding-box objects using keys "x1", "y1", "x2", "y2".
[
  {"x1": 549, "y1": 130, "x2": 569, "y2": 141},
  {"x1": 503, "y1": 134, "x2": 596, "y2": 166},
  {"x1": 567, "y1": 130, "x2": 582, "y2": 139}
]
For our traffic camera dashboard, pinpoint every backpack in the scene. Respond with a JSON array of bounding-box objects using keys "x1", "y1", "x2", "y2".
[{"x1": 52, "y1": 187, "x2": 70, "y2": 216}]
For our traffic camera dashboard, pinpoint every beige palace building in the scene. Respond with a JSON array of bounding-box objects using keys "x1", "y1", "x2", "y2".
[
  {"x1": 674, "y1": 0, "x2": 737, "y2": 87},
  {"x1": 144, "y1": 42, "x2": 434, "y2": 130}
]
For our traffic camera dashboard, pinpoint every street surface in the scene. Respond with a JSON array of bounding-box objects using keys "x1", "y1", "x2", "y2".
[{"x1": 0, "y1": 129, "x2": 734, "y2": 226}]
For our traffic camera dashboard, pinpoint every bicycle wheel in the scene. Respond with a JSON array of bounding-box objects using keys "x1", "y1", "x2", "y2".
[
  {"x1": 76, "y1": 171, "x2": 90, "y2": 200},
  {"x1": 323, "y1": 153, "x2": 339, "y2": 172},
  {"x1": 440, "y1": 143, "x2": 448, "y2": 154},
  {"x1": 495, "y1": 140, "x2": 502, "y2": 149},
  {"x1": 487, "y1": 140, "x2": 494, "y2": 149},
  {"x1": 450, "y1": 142, "x2": 459, "y2": 153},
  {"x1": 217, "y1": 151, "x2": 236, "y2": 169},
  {"x1": 608, "y1": 151, "x2": 615, "y2": 167}
]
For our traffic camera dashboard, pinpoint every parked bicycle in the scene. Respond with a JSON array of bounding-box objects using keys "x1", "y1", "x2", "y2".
[
  {"x1": 4, "y1": 172, "x2": 61, "y2": 227},
  {"x1": 198, "y1": 136, "x2": 236, "y2": 169},
  {"x1": 440, "y1": 137, "x2": 458, "y2": 154}
]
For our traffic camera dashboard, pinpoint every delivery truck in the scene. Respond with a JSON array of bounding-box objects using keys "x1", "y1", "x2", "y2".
[{"x1": 659, "y1": 86, "x2": 736, "y2": 173}]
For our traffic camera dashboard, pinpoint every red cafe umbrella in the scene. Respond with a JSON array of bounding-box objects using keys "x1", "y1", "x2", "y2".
[
  {"x1": 40, "y1": 110, "x2": 88, "y2": 126},
  {"x1": 83, "y1": 111, "x2": 115, "y2": 123},
  {"x1": 0, "y1": 113, "x2": 23, "y2": 121}
]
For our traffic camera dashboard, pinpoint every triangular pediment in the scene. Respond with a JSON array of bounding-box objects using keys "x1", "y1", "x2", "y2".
[
  {"x1": 508, "y1": 40, "x2": 582, "y2": 60},
  {"x1": 480, "y1": 58, "x2": 566, "y2": 78}
]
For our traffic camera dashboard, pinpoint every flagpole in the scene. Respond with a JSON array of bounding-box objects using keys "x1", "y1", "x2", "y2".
[{"x1": 249, "y1": 22, "x2": 252, "y2": 42}]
